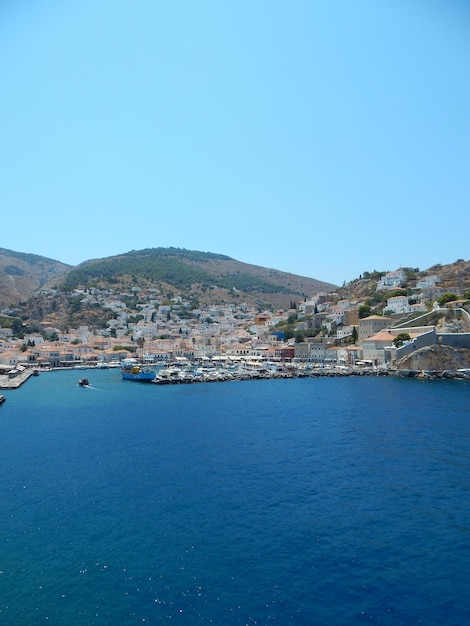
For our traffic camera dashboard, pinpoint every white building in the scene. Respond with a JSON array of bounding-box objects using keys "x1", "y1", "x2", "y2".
[
  {"x1": 336, "y1": 325, "x2": 354, "y2": 340},
  {"x1": 377, "y1": 270, "x2": 406, "y2": 291},
  {"x1": 385, "y1": 295, "x2": 413, "y2": 314},
  {"x1": 416, "y1": 275, "x2": 440, "y2": 289}
]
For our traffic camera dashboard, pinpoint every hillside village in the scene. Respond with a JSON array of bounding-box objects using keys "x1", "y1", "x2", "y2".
[{"x1": 1, "y1": 264, "x2": 470, "y2": 380}]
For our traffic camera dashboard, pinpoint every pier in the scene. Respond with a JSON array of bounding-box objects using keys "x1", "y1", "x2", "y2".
[{"x1": 0, "y1": 368, "x2": 35, "y2": 389}]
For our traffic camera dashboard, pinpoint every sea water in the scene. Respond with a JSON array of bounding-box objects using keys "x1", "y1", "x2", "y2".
[{"x1": 0, "y1": 370, "x2": 469, "y2": 625}]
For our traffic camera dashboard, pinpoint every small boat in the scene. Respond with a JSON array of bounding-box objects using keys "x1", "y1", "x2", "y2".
[
  {"x1": 78, "y1": 378, "x2": 90, "y2": 387},
  {"x1": 0, "y1": 394, "x2": 5, "y2": 404}
]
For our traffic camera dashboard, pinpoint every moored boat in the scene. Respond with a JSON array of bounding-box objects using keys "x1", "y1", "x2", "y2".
[{"x1": 121, "y1": 359, "x2": 156, "y2": 382}]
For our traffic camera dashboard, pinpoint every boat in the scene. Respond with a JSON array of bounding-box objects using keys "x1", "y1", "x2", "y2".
[
  {"x1": 0, "y1": 394, "x2": 5, "y2": 404},
  {"x1": 78, "y1": 378, "x2": 90, "y2": 387},
  {"x1": 120, "y1": 359, "x2": 156, "y2": 382}
]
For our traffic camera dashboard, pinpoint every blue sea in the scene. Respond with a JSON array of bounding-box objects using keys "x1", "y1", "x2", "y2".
[{"x1": 1, "y1": 370, "x2": 469, "y2": 625}]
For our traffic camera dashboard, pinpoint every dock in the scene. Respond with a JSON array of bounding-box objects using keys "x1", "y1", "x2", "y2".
[{"x1": 0, "y1": 369, "x2": 35, "y2": 389}]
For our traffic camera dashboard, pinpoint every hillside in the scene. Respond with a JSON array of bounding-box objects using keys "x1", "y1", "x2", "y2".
[
  {"x1": 0, "y1": 248, "x2": 71, "y2": 308},
  {"x1": 336, "y1": 259, "x2": 470, "y2": 311},
  {"x1": 61, "y1": 248, "x2": 336, "y2": 308},
  {"x1": 0, "y1": 247, "x2": 337, "y2": 328},
  {"x1": 2, "y1": 247, "x2": 469, "y2": 331}
]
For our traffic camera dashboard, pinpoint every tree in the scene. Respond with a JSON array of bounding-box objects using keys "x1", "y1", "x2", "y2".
[
  {"x1": 350, "y1": 326, "x2": 358, "y2": 344},
  {"x1": 393, "y1": 333, "x2": 411, "y2": 348},
  {"x1": 11, "y1": 319, "x2": 23, "y2": 336},
  {"x1": 287, "y1": 312, "x2": 298, "y2": 324},
  {"x1": 437, "y1": 293, "x2": 458, "y2": 306},
  {"x1": 358, "y1": 304, "x2": 372, "y2": 319}
]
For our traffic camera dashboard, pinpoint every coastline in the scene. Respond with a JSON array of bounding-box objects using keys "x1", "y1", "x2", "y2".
[{"x1": 2, "y1": 362, "x2": 468, "y2": 391}]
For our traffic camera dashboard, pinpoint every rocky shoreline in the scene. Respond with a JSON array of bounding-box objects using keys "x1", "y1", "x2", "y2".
[{"x1": 388, "y1": 368, "x2": 470, "y2": 380}]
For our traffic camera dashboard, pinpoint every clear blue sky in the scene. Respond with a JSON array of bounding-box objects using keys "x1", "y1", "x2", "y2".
[{"x1": 1, "y1": 1, "x2": 469, "y2": 286}]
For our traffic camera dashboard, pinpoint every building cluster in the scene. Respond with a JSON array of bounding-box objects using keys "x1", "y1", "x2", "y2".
[{"x1": 0, "y1": 270, "x2": 469, "y2": 372}]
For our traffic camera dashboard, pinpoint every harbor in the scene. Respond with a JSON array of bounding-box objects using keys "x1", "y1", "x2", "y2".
[{"x1": 1, "y1": 359, "x2": 469, "y2": 392}]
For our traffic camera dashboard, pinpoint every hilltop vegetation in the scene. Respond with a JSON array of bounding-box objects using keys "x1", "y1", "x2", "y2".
[
  {"x1": 61, "y1": 248, "x2": 335, "y2": 306},
  {"x1": 64, "y1": 249, "x2": 222, "y2": 290}
]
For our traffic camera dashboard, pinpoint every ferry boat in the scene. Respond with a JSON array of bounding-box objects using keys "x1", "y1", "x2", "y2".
[{"x1": 120, "y1": 359, "x2": 156, "y2": 382}]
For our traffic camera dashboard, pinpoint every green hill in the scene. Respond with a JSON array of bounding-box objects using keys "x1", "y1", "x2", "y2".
[{"x1": 62, "y1": 247, "x2": 336, "y2": 307}]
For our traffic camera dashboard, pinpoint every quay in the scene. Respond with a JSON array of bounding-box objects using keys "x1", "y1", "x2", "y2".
[{"x1": 0, "y1": 368, "x2": 35, "y2": 389}]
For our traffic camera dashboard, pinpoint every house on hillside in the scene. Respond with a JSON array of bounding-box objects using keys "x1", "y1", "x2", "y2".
[
  {"x1": 377, "y1": 270, "x2": 406, "y2": 291},
  {"x1": 420, "y1": 287, "x2": 447, "y2": 301},
  {"x1": 416, "y1": 275, "x2": 440, "y2": 289},
  {"x1": 385, "y1": 296, "x2": 413, "y2": 315},
  {"x1": 254, "y1": 312, "x2": 272, "y2": 326}
]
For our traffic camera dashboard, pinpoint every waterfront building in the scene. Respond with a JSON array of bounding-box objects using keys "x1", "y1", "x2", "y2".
[{"x1": 358, "y1": 315, "x2": 393, "y2": 344}]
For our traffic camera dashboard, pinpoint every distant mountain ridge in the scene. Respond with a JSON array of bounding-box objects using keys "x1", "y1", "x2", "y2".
[
  {"x1": 0, "y1": 246, "x2": 336, "y2": 310},
  {"x1": 0, "y1": 247, "x2": 71, "y2": 308}
]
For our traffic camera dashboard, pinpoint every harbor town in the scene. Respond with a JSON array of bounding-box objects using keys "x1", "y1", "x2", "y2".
[{"x1": 1, "y1": 268, "x2": 470, "y2": 389}]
